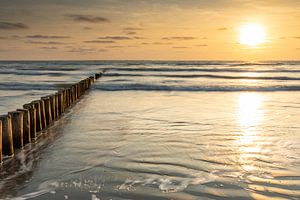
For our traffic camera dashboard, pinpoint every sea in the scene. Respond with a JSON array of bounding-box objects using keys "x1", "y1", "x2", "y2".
[{"x1": 0, "y1": 61, "x2": 299, "y2": 200}]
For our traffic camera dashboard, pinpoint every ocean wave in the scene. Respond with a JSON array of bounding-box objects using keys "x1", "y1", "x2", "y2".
[
  {"x1": 105, "y1": 67, "x2": 300, "y2": 73},
  {"x1": 0, "y1": 82, "x2": 67, "y2": 90},
  {"x1": 104, "y1": 72, "x2": 300, "y2": 81},
  {"x1": 94, "y1": 83, "x2": 300, "y2": 92}
]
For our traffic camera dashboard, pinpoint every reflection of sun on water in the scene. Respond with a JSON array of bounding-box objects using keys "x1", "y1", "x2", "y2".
[
  {"x1": 236, "y1": 93, "x2": 265, "y2": 172},
  {"x1": 238, "y1": 93, "x2": 264, "y2": 127}
]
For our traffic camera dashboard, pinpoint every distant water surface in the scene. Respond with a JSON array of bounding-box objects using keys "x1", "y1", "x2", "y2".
[{"x1": 0, "y1": 61, "x2": 300, "y2": 200}]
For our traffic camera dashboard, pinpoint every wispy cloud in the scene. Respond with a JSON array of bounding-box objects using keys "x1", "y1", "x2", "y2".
[
  {"x1": 0, "y1": 35, "x2": 22, "y2": 40},
  {"x1": 98, "y1": 36, "x2": 131, "y2": 40},
  {"x1": 83, "y1": 27, "x2": 92, "y2": 30},
  {"x1": 195, "y1": 44, "x2": 208, "y2": 47},
  {"x1": 97, "y1": 36, "x2": 145, "y2": 40},
  {"x1": 26, "y1": 35, "x2": 70, "y2": 39},
  {"x1": 218, "y1": 27, "x2": 228, "y2": 31},
  {"x1": 26, "y1": 40, "x2": 67, "y2": 45},
  {"x1": 162, "y1": 36, "x2": 197, "y2": 40},
  {"x1": 67, "y1": 14, "x2": 110, "y2": 23},
  {"x1": 105, "y1": 46, "x2": 124, "y2": 48},
  {"x1": 123, "y1": 27, "x2": 143, "y2": 35},
  {"x1": 125, "y1": 31, "x2": 137, "y2": 35},
  {"x1": 0, "y1": 22, "x2": 29, "y2": 30},
  {"x1": 123, "y1": 27, "x2": 144, "y2": 31},
  {"x1": 172, "y1": 46, "x2": 188, "y2": 49},
  {"x1": 153, "y1": 42, "x2": 173, "y2": 45},
  {"x1": 84, "y1": 40, "x2": 116, "y2": 44},
  {"x1": 66, "y1": 47, "x2": 107, "y2": 54},
  {"x1": 39, "y1": 46, "x2": 58, "y2": 50}
]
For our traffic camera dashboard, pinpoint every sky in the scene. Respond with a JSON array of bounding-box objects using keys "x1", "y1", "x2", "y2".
[{"x1": 0, "y1": 0, "x2": 299, "y2": 60}]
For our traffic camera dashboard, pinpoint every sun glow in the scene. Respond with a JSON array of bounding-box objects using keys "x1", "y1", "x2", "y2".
[{"x1": 239, "y1": 23, "x2": 266, "y2": 46}]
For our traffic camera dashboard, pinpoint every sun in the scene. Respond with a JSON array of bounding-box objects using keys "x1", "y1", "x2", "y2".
[{"x1": 239, "y1": 23, "x2": 266, "y2": 46}]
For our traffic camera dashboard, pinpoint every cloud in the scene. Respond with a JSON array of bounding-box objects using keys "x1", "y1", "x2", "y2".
[
  {"x1": 84, "y1": 40, "x2": 116, "y2": 43},
  {"x1": 0, "y1": 22, "x2": 29, "y2": 30},
  {"x1": 123, "y1": 27, "x2": 143, "y2": 35},
  {"x1": 105, "y1": 46, "x2": 124, "y2": 48},
  {"x1": 98, "y1": 36, "x2": 131, "y2": 40},
  {"x1": 218, "y1": 27, "x2": 228, "y2": 31},
  {"x1": 123, "y1": 27, "x2": 144, "y2": 31},
  {"x1": 153, "y1": 42, "x2": 173, "y2": 45},
  {"x1": 96, "y1": 36, "x2": 145, "y2": 40},
  {"x1": 66, "y1": 47, "x2": 107, "y2": 54},
  {"x1": 162, "y1": 36, "x2": 197, "y2": 40},
  {"x1": 172, "y1": 46, "x2": 188, "y2": 49},
  {"x1": 294, "y1": 37, "x2": 300, "y2": 39},
  {"x1": 26, "y1": 40, "x2": 67, "y2": 45},
  {"x1": 26, "y1": 35, "x2": 70, "y2": 39},
  {"x1": 39, "y1": 46, "x2": 58, "y2": 50},
  {"x1": 133, "y1": 36, "x2": 145, "y2": 39},
  {"x1": 83, "y1": 27, "x2": 92, "y2": 30},
  {"x1": 67, "y1": 14, "x2": 110, "y2": 23},
  {"x1": 0, "y1": 35, "x2": 22, "y2": 40},
  {"x1": 195, "y1": 44, "x2": 208, "y2": 47},
  {"x1": 125, "y1": 31, "x2": 137, "y2": 35}
]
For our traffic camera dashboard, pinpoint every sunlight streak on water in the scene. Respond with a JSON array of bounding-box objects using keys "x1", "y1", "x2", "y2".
[{"x1": 237, "y1": 93, "x2": 264, "y2": 127}]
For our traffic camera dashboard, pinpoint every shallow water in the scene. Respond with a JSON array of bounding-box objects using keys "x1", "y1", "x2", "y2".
[{"x1": 0, "y1": 61, "x2": 300, "y2": 199}]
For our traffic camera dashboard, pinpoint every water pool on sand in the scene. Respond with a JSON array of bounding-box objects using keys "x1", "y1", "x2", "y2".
[{"x1": 1, "y1": 89, "x2": 300, "y2": 200}]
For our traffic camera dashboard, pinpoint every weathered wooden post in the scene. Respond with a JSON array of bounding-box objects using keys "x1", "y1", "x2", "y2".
[
  {"x1": 69, "y1": 87, "x2": 73, "y2": 104},
  {"x1": 58, "y1": 92, "x2": 64, "y2": 115},
  {"x1": 89, "y1": 76, "x2": 95, "y2": 84},
  {"x1": 49, "y1": 95, "x2": 56, "y2": 121},
  {"x1": 0, "y1": 120, "x2": 2, "y2": 162},
  {"x1": 23, "y1": 104, "x2": 36, "y2": 140},
  {"x1": 72, "y1": 85, "x2": 76, "y2": 102},
  {"x1": 17, "y1": 109, "x2": 31, "y2": 144},
  {"x1": 40, "y1": 100, "x2": 47, "y2": 130},
  {"x1": 85, "y1": 78, "x2": 89, "y2": 90},
  {"x1": 55, "y1": 93, "x2": 59, "y2": 118},
  {"x1": 81, "y1": 80, "x2": 85, "y2": 95},
  {"x1": 41, "y1": 97, "x2": 52, "y2": 126},
  {"x1": 31, "y1": 101, "x2": 42, "y2": 133},
  {"x1": 95, "y1": 72, "x2": 102, "y2": 80},
  {"x1": 68, "y1": 88, "x2": 72, "y2": 105},
  {"x1": 75, "y1": 84, "x2": 79, "y2": 99},
  {"x1": 0, "y1": 115, "x2": 14, "y2": 156},
  {"x1": 8, "y1": 111, "x2": 24, "y2": 149},
  {"x1": 63, "y1": 89, "x2": 68, "y2": 110}
]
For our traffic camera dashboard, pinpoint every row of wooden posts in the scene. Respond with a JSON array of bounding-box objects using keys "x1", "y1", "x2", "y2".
[{"x1": 0, "y1": 72, "x2": 103, "y2": 163}]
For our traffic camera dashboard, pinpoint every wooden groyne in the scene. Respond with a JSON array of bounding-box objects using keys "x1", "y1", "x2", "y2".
[{"x1": 0, "y1": 72, "x2": 103, "y2": 163}]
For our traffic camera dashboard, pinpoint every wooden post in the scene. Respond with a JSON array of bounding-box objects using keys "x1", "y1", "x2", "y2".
[
  {"x1": 72, "y1": 85, "x2": 76, "y2": 102},
  {"x1": 63, "y1": 89, "x2": 67, "y2": 110},
  {"x1": 89, "y1": 76, "x2": 95, "y2": 84},
  {"x1": 85, "y1": 78, "x2": 88, "y2": 90},
  {"x1": 75, "y1": 84, "x2": 79, "y2": 99},
  {"x1": 23, "y1": 104, "x2": 36, "y2": 140},
  {"x1": 49, "y1": 95, "x2": 56, "y2": 121},
  {"x1": 0, "y1": 115, "x2": 14, "y2": 156},
  {"x1": 40, "y1": 99, "x2": 47, "y2": 130},
  {"x1": 8, "y1": 111, "x2": 24, "y2": 149},
  {"x1": 31, "y1": 101, "x2": 42, "y2": 132},
  {"x1": 68, "y1": 88, "x2": 71, "y2": 106},
  {"x1": 55, "y1": 93, "x2": 59, "y2": 118},
  {"x1": 58, "y1": 92, "x2": 64, "y2": 115},
  {"x1": 0, "y1": 120, "x2": 2, "y2": 162},
  {"x1": 41, "y1": 97, "x2": 52, "y2": 126},
  {"x1": 17, "y1": 109, "x2": 31, "y2": 144}
]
